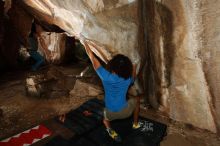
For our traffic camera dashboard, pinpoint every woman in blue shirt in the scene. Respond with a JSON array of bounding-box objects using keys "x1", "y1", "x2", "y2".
[{"x1": 82, "y1": 40, "x2": 140, "y2": 142}]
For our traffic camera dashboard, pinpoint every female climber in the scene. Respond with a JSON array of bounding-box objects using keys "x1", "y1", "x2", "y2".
[{"x1": 81, "y1": 40, "x2": 141, "y2": 142}]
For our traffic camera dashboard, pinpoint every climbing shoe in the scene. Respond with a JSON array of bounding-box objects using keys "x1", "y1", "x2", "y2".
[
  {"x1": 132, "y1": 122, "x2": 141, "y2": 129},
  {"x1": 106, "y1": 128, "x2": 122, "y2": 142}
]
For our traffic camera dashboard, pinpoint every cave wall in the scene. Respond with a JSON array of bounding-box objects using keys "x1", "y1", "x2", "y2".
[
  {"x1": 1, "y1": 0, "x2": 75, "y2": 66},
  {"x1": 0, "y1": 0, "x2": 20, "y2": 71},
  {"x1": 2, "y1": 0, "x2": 219, "y2": 132},
  {"x1": 0, "y1": 1, "x2": 4, "y2": 66},
  {"x1": 8, "y1": 0, "x2": 32, "y2": 45},
  {"x1": 21, "y1": 0, "x2": 140, "y2": 65},
  {"x1": 199, "y1": 0, "x2": 220, "y2": 132},
  {"x1": 142, "y1": 0, "x2": 220, "y2": 132},
  {"x1": 37, "y1": 31, "x2": 69, "y2": 64},
  {"x1": 166, "y1": 0, "x2": 216, "y2": 132}
]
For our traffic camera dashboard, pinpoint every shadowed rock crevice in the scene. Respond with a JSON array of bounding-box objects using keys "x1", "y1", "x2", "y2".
[{"x1": 138, "y1": 0, "x2": 175, "y2": 110}]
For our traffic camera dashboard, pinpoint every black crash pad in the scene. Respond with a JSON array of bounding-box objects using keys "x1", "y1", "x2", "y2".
[{"x1": 46, "y1": 98, "x2": 167, "y2": 146}]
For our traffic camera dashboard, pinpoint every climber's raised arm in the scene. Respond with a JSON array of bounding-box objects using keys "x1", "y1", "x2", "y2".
[{"x1": 83, "y1": 41, "x2": 101, "y2": 70}]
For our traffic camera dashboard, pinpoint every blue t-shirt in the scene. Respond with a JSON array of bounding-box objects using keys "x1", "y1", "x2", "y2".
[{"x1": 96, "y1": 66, "x2": 133, "y2": 112}]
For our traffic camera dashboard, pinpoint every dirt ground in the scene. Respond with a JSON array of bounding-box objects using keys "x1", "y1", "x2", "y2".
[{"x1": 0, "y1": 65, "x2": 220, "y2": 146}]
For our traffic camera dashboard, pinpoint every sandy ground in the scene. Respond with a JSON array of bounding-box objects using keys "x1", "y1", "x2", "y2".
[{"x1": 0, "y1": 65, "x2": 220, "y2": 146}]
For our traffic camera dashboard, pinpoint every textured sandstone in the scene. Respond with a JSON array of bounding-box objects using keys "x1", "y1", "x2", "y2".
[
  {"x1": 141, "y1": 0, "x2": 218, "y2": 132},
  {"x1": 37, "y1": 31, "x2": 67, "y2": 64},
  {"x1": 199, "y1": 0, "x2": 220, "y2": 131},
  {"x1": 21, "y1": 0, "x2": 140, "y2": 65},
  {"x1": 2, "y1": 0, "x2": 219, "y2": 133}
]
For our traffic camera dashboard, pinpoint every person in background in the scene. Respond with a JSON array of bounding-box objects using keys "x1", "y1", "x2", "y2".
[
  {"x1": 28, "y1": 23, "x2": 44, "y2": 71},
  {"x1": 82, "y1": 40, "x2": 141, "y2": 142}
]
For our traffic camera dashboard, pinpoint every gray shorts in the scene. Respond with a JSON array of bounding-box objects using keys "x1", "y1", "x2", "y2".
[{"x1": 103, "y1": 98, "x2": 137, "y2": 121}]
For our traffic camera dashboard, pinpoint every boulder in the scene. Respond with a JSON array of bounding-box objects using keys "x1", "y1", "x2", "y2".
[
  {"x1": 25, "y1": 75, "x2": 45, "y2": 97},
  {"x1": 69, "y1": 80, "x2": 103, "y2": 98},
  {"x1": 26, "y1": 67, "x2": 72, "y2": 98},
  {"x1": 37, "y1": 31, "x2": 69, "y2": 64},
  {"x1": 10, "y1": 0, "x2": 220, "y2": 132}
]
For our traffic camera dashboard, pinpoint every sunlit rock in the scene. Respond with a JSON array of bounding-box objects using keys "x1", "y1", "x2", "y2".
[
  {"x1": 141, "y1": 0, "x2": 218, "y2": 132},
  {"x1": 37, "y1": 31, "x2": 67, "y2": 64},
  {"x1": 26, "y1": 75, "x2": 44, "y2": 97},
  {"x1": 21, "y1": 0, "x2": 140, "y2": 65}
]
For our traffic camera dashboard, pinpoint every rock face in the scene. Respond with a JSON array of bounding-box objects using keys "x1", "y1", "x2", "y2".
[
  {"x1": 199, "y1": 0, "x2": 220, "y2": 132},
  {"x1": 2, "y1": 0, "x2": 219, "y2": 133},
  {"x1": 0, "y1": 108, "x2": 3, "y2": 118},
  {"x1": 0, "y1": 0, "x2": 20, "y2": 70},
  {"x1": 140, "y1": 0, "x2": 219, "y2": 132},
  {"x1": 21, "y1": 0, "x2": 140, "y2": 64},
  {"x1": 0, "y1": 0, "x2": 73, "y2": 70},
  {"x1": 37, "y1": 31, "x2": 68, "y2": 64}
]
